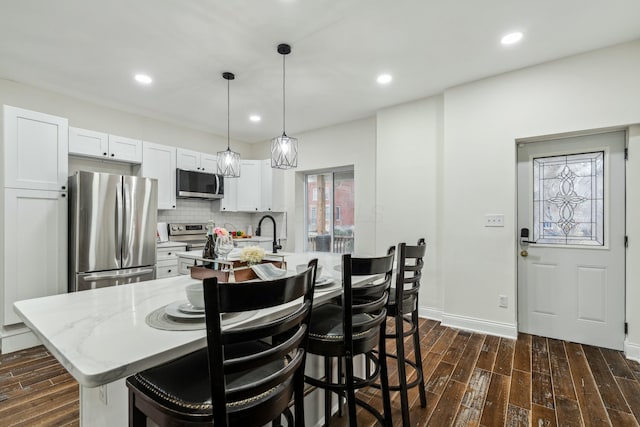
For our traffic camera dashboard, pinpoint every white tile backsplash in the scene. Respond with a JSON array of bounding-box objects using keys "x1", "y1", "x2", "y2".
[{"x1": 158, "y1": 199, "x2": 285, "y2": 238}]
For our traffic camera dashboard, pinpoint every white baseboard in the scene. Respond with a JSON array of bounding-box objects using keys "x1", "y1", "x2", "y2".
[
  {"x1": 441, "y1": 312, "x2": 518, "y2": 340},
  {"x1": 624, "y1": 339, "x2": 640, "y2": 362},
  {"x1": 1, "y1": 328, "x2": 41, "y2": 354},
  {"x1": 418, "y1": 307, "x2": 443, "y2": 321}
]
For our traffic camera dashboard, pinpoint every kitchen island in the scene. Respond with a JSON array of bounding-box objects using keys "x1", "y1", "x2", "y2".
[{"x1": 13, "y1": 252, "x2": 351, "y2": 426}]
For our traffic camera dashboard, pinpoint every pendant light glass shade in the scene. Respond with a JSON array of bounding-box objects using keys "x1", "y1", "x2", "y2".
[
  {"x1": 271, "y1": 43, "x2": 298, "y2": 169},
  {"x1": 217, "y1": 72, "x2": 241, "y2": 178}
]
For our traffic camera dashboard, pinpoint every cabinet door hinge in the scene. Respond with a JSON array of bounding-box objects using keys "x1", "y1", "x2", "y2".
[
  {"x1": 625, "y1": 322, "x2": 629, "y2": 334},
  {"x1": 625, "y1": 235, "x2": 629, "y2": 248},
  {"x1": 625, "y1": 147, "x2": 628, "y2": 160}
]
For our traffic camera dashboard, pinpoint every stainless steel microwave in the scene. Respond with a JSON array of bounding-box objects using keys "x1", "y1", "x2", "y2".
[{"x1": 176, "y1": 169, "x2": 224, "y2": 199}]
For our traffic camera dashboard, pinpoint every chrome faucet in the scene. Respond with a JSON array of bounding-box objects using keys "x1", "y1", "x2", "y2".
[{"x1": 256, "y1": 215, "x2": 282, "y2": 253}]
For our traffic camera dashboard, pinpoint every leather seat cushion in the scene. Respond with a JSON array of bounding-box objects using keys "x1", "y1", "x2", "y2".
[{"x1": 132, "y1": 341, "x2": 287, "y2": 415}]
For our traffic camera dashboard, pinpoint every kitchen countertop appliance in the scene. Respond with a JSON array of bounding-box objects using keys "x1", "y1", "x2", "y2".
[
  {"x1": 167, "y1": 223, "x2": 208, "y2": 251},
  {"x1": 69, "y1": 171, "x2": 158, "y2": 292}
]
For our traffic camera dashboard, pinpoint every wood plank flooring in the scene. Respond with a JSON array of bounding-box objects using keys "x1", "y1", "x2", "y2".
[{"x1": 2, "y1": 319, "x2": 640, "y2": 426}]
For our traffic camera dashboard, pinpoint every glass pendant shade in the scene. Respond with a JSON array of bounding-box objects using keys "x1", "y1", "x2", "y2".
[
  {"x1": 271, "y1": 43, "x2": 298, "y2": 169},
  {"x1": 217, "y1": 71, "x2": 240, "y2": 178},
  {"x1": 217, "y1": 147, "x2": 240, "y2": 177},
  {"x1": 271, "y1": 133, "x2": 298, "y2": 169}
]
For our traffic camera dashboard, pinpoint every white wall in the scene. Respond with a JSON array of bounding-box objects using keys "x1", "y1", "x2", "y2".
[
  {"x1": 441, "y1": 40, "x2": 640, "y2": 339},
  {"x1": 375, "y1": 96, "x2": 443, "y2": 315},
  {"x1": 253, "y1": 117, "x2": 377, "y2": 254},
  {"x1": 0, "y1": 78, "x2": 251, "y2": 156}
]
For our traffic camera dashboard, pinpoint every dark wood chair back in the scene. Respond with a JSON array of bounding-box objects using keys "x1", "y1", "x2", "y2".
[
  {"x1": 394, "y1": 238, "x2": 426, "y2": 313},
  {"x1": 341, "y1": 247, "x2": 395, "y2": 355}
]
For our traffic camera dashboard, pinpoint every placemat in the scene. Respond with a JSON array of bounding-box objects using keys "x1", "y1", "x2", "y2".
[
  {"x1": 146, "y1": 305, "x2": 205, "y2": 331},
  {"x1": 146, "y1": 305, "x2": 259, "y2": 331}
]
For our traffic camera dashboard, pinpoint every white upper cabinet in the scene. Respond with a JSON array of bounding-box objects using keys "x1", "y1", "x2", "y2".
[
  {"x1": 176, "y1": 148, "x2": 218, "y2": 174},
  {"x1": 3, "y1": 105, "x2": 68, "y2": 191},
  {"x1": 220, "y1": 175, "x2": 237, "y2": 211},
  {"x1": 69, "y1": 127, "x2": 142, "y2": 163},
  {"x1": 236, "y1": 160, "x2": 261, "y2": 212},
  {"x1": 141, "y1": 141, "x2": 176, "y2": 210},
  {"x1": 260, "y1": 159, "x2": 285, "y2": 212},
  {"x1": 69, "y1": 127, "x2": 108, "y2": 158},
  {"x1": 107, "y1": 134, "x2": 143, "y2": 163}
]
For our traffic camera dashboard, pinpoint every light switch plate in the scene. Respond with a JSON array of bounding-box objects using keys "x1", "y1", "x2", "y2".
[{"x1": 485, "y1": 214, "x2": 504, "y2": 227}]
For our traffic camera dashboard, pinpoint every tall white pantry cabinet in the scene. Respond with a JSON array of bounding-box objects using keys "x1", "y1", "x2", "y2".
[{"x1": 1, "y1": 105, "x2": 68, "y2": 353}]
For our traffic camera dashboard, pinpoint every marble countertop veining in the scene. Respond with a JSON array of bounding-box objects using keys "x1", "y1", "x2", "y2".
[{"x1": 14, "y1": 252, "x2": 347, "y2": 388}]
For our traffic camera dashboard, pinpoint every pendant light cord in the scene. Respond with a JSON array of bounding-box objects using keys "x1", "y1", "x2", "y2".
[
  {"x1": 227, "y1": 77, "x2": 231, "y2": 150},
  {"x1": 282, "y1": 53, "x2": 286, "y2": 136}
]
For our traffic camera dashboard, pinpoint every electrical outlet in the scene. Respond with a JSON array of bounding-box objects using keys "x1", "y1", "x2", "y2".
[
  {"x1": 499, "y1": 295, "x2": 508, "y2": 308},
  {"x1": 485, "y1": 214, "x2": 505, "y2": 227},
  {"x1": 98, "y1": 385, "x2": 108, "y2": 405}
]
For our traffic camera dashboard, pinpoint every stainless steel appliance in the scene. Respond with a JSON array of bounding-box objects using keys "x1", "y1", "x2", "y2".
[
  {"x1": 69, "y1": 171, "x2": 158, "y2": 291},
  {"x1": 167, "y1": 223, "x2": 208, "y2": 251},
  {"x1": 176, "y1": 169, "x2": 224, "y2": 199}
]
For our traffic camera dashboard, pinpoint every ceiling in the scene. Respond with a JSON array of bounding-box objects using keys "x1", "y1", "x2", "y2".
[{"x1": 1, "y1": 1, "x2": 640, "y2": 143}]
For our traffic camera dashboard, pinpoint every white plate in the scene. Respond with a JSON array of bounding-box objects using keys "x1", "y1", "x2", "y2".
[
  {"x1": 315, "y1": 276, "x2": 335, "y2": 287},
  {"x1": 178, "y1": 302, "x2": 204, "y2": 314},
  {"x1": 166, "y1": 301, "x2": 204, "y2": 319},
  {"x1": 165, "y1": 301, "x2": 259, "y2": 326}
]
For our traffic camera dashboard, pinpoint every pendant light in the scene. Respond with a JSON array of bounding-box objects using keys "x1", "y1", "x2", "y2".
[
  {"x1": 271, "y1": 43, "x2": 298, "y2": 169},
  {"x1": 217, "y1": 72, "x2": 241, "y2": 178}
]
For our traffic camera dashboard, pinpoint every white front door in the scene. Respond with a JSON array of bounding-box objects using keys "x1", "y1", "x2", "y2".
[{"x1": 517, "y1": 131, "x2": 626, "y2": 350}]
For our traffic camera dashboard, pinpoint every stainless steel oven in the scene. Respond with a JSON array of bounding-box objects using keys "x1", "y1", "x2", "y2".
[{"x1": 167, "y1": 223, "x2": 208, "y2": 251}]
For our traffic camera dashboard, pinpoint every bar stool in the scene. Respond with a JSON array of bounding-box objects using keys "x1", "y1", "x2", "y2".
[
  {"x1": 384, "y1": 239, "x2": 427, "y2": 426},
  {"x1": 126, "y1": 261, "x2": 317, "y2": 427},
  {"x1": 304, "y1": 249, "x2": 395, "y2": 426}
]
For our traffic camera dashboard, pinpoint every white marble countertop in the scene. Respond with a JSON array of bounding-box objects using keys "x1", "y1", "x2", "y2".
[{"x1": 14, "y1": 252, "x2": 348, "y2": 388}]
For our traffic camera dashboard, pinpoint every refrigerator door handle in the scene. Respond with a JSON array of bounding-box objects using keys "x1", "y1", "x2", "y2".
[
  {"x1": 82, "y1": 268, "x2": 155, "y2": 281},
  {"x1": 116, "y1": 178, "x2": 124, "y2": 262}
]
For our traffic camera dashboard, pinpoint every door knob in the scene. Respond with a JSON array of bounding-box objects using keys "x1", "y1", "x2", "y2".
[{"x1": 520, "y1": 250, "x2": 528, "y2": 257}]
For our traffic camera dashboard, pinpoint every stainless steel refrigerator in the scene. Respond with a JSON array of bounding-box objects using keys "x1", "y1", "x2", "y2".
[{"x1": 69, "y1": 171, "x2": 157, "y2": 291}]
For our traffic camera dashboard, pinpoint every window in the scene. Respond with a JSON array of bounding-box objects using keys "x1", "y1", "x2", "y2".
[
  {"x1": 533, "y1": 151, "x2": 604, "y2": 245},
  {"x1": 304, "y1": 169, "x2": 354, "y2": 253}
]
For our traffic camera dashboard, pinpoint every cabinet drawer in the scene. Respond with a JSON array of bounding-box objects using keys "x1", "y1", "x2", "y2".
[
  {"x1": 156, "y1": 259, "x2": 178, "y2": 278},
  {"x1": 157, "y1": 246, "x2": 185, "y2": 260}
]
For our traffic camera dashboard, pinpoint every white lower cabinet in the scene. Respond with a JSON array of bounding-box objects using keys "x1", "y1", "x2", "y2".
[
  {"x1": 156, "y1": 243, "x2": 186, "y2": 278},
  {"x1": 3, "y1": 188, "x2": 67, "y2": 326}
]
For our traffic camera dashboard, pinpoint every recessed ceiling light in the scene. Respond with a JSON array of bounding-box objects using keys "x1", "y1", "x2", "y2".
[
  {"x1": 249, "y1": 115, "x2": 261, "y2": 122},
  {"x1": 377, "y1": 74, "x2": 392, "y2": 84},
  {"x1": 501, "y1": 32, "x2": 523, "y2": 45},
  {"x1": 134, "y1": 74, "x2": 153, "y2": 84}
]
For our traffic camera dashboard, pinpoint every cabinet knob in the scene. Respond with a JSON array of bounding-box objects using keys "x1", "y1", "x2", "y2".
[
  {"x1": 168, "y1": 252, "x2": 172, "y2": 256},
  {"x1": 61, "y1": 193, "x2": 66, "y2": 198},
  {"x1": 172, "y1": 205, "x2": 176, "y2": 208},
  {"x1": 168, "y1": 269, "x2": 172, "y2": 273},
  {"x1": 103, "y1": 152, "x2": 107, "y2": 156},
  {"x1": 111, "y1": 153, "x2": 115, "y2": 157},
  {"x1": 61, "y1": 186, "x2": 66, "y2": 190}
]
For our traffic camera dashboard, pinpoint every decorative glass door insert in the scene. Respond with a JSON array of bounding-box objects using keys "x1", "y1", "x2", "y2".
[{"x1": 533, "y1": 151, "x2": 604, "y2": 245}]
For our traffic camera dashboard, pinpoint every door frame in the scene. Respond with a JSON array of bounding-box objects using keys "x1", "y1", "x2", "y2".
[{"x1": 514, "y1": 126, "x2": 628, "y2": 348}]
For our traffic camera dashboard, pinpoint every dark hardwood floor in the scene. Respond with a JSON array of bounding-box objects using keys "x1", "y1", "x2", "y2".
[{"x1": 2, "y1": 319, "x2": 640, "y2": 426}]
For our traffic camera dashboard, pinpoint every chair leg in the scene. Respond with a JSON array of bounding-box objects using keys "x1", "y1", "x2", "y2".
[
  {"x1": 128, "y1": 391, "x2": 146, "y2": 427},
  {"x1": 337, "y1": 356, "x2": 344, "y2": 417},
  {"x1": 294, "y1": 371, "x2": 305, "y2": 427},
  {"x1": 412, "y1": 310, "x2": 427, "y2": 407},
  {"x1": 344, "y1": 352, "x2": 358, "y2": 427},
  {"x1": 325, "y1": 356, "x2": 332, "y2": 427},
  {"x1": 379, "y1": 325, "x2": 393, "y2": 427},
  {"x1": 395, "y1": 315, "x2": 410, "y2": 427}
]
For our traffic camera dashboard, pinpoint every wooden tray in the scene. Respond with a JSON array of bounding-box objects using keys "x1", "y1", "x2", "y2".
[{"x1": 190, "y1": 259, "x2": 284, "y2": 282}]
